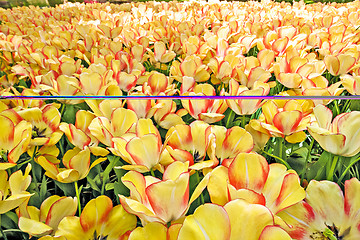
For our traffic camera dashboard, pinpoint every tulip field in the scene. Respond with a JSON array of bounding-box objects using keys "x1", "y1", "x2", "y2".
[{"x1": 1, "y1": 0, "x2": 360, "y2": 239}]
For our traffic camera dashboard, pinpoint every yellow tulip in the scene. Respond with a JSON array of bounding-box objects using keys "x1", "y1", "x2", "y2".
[
  {"x1": 278, "y1": 178, "x2": 360, "y2": 240},
  {"x1": 53, "y1": 195, "x2": 137, "y2": 240},
  {"x1": 0, "y1": 164, "x2": 33, "y2": 214},
  {"x1": 324, "y1": 54, "x2": 356, "y2": 76},
  {"x1": 166, "y1": 120, "x2": 216, "y2": 170},
  {"x1": 207, "y1": 125, "x2": 254, "y2": 166},
  {"x1": 18, "y1": 196, "x2": 77, "y2": 237},
  {"x1": 0, "y1": 109, "x2": 32, "y2": 170},
  {"x1": 207, "y1": 152, "x2": 305, "y2": 215},
  {"x1": 37, "y1": 147, "x2": 106, "y2": 183},
  {"x1": 258, "y1": 100, "x2": 313, "y2": 143},
  {"x1": 17, "y1": 104, "x2": 63, "y2": 146},
  {"x1": 177, "y1": 200, "x2": 292, "y2": 240},
  {"x1": 119, "y1": 161, "x2": 209, "y2": 225},
  {"x1": 110, "y1": 119, "x2": 172, "y2": 173},
  {"x1": 59, "y1": 110, "x2": 109, "y2": 156},
  {"x1": 226, "y1": 79, "x2": 270, "y2": 115},
  {"x1": 181, "y1": 84, "x2": 228, "y2": 124},
  {"x1": 308, "y1": 104, "x2": 360, "y2": 157},
  {"x1": 88, "y1": 107, "x2": 138, "y2": 147}
]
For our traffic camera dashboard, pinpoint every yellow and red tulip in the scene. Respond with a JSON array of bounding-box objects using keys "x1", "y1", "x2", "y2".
[
  {"x1": 110, "y1": 119, "x2": 172, "y2": 172},
  {"x1": 0, "y1": 109, "x2": 32, "y2": 169},
  {"x1": 59, "y1": 110, "x2": 109, "y2": 156},
  {"x1": 53, "y1": 195, "x2": 137, "y2": 240},
  {"x1": 308, "y1": 104, "x2": 360, "y2": 157},
  {"x1": 17, "y1": 104, "x2": 63, "y2": 146},
  {"x1": 207, "y1": 125, "x2": 254, "y2": 166},
  {"x1": 278, "y1": 178, "x2": 360, "y2": 240},
  {"x1": 37, "y1": 147, "x2": 106, "y2": 183},
  {"x1": 226, "y1": 79, "x2": 270, "y2": 115},
  {"x1": 177, "y1": 200, "x2": 291, "y2": 240},
  {"x1": 0, "y1": 164, "x2": 33, "y2": 214},
  {"x1": 88, "y1": 107, "x2": 138, "y2": 147},
  {"x1": 119, "y1": 161, "x2": 209, "y2": 225},
  {"x1": 207, "y1": 152, "x2": 306, "y2": 215},
  {"x1": 258, "y1": 100, "x2": 313, "y2": 143},
  {"x1": 18, "y1": 196, "x2": 78, "y2": 237},
  {"x1": 165, "y1": 120, "x2": 216, "y2": 170},
  {"x1": 181, "y1": 84, "x2": 228, "y2": 124}
]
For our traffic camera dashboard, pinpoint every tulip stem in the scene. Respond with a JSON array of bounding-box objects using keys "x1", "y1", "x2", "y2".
[
  {"x1": 30, "y1": 146, "x2": 38, "y2": 187},
  {"x1": 196, "y1": 171, "x2": 205, "y2": 205},
  {"x1": 261, "y1": 150, "x2": 291, "y2": 169},
  {"x1": 225, "y1": 110, "x2": 235, "y2": 128},
  {"x1": 74, "y1": 181, "x2": 82, "y2": 216},
  {"x1": 334, "y1": 100, "x2": 340, "y2": 115},
  {"x1": 337, "y1": 155, "x2": 360, "y2": 184},
  {"x1": 327, "y1": 155, "x2": 339, "y2": 181},
  {"x1": 241, "y1": 115, "x2": 246, "y2": 128},
  {"x1": 301, "y1": 138, "x2": 315, "y2": 181}
]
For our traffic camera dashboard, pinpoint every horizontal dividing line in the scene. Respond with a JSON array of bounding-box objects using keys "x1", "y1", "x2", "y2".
[{"x1": 1, "y1": 95, "x2": 360, "y2": 100}]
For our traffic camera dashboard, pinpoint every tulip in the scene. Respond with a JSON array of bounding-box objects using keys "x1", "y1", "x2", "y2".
[
  {"x1": 177, "y1": 200, "x2": 292, "y2": 240},
  {"x1": 37, "y1": 147, "x2": 106, "y2": 183},
  {"x1": 110, "y1": 119, "x2": 172, "y2": 172},
  {"x1": 59, "y1": 110, "x2": 109, "y2": 156},
  {"x1": 170, "y1": 56, "x2": 210, "y2": 88},
  {"x1": 152, "y1": 41, "x2": 176, "y2": 63},
  {"x1": 18, "y1": 196, "x2": 78, "y2": 237},
  {"x1": 308, "y1": 104, "x2": 360, "y2": 157},
  {"x1": 88, "y1": 107, "x2": 138, "y2": 147},
  {"x1": 152, "y1": 100, "x2": 186, "y2": 129},
  {"x1": 53, "y1": 195, "x2": 137, "y2": 240},
  {"x1": 17, "y1": 104, "x2": 63, "y2": 146},
  {"x1": 0, "y1": 109, "x2": 32, "y2": 170},
  {"x1": 0, "y1": 164, "x2": 33, "y2": 214},
  {"x1": 226, "y1": 79, "x2": 270, "y2": 115},
  {"x1": 257, "y1": 100, "x2": 313, "y2": 143},
  {"x1": 324, "y1": 54, "x2": 356, "y2": 76},
  {"x1": 119, "y1": 161, "x2": 209, "y2": 225},
  {"x1": 165, "y1": 121, "x2": 216, "y2": 170},
  {"x1": 181, "y1": 84, "x2": 228, "y2": 124},
  {"x1": 278, "y1": 178, "x2": 360, "y2": 240},
  {"x1": 207, "y1": 125, "x2": 254, "y2": 166},
  {"x1": 207, "y1": 152, "x2": 305, "y2": 216},
  {"x1": 340, "y1": 74, "x2": 360, "y2": 95}
]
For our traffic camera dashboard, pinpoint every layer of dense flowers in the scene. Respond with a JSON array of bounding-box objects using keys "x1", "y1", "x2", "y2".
[{"x1": 0, "y1": 0, "x2": 360, "y2": 239}]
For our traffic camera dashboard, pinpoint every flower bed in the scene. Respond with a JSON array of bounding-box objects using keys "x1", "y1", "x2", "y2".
[{"x1": 0, "y1": 0, "x2": 360, "y2": 239}]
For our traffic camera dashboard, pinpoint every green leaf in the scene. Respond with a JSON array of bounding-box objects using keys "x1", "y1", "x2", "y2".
[
  {"x1": 105, "y1": 183, "x2": 114, "y2": 191},
  {"x1": 114, "y1": 181, "x2": 130, "y2": 204},
  {"x1": 306, "y1": 151, "x2": 331, "y2": 180},
  {"x1": 1, "y1": 211, "x2": 19, "y2": 229},
  {"x1": 87, "y1": 176, "x2": 101, "y2": 193},
  {"x1": 287, "y1": 147, "x2": 308, "y2": 174},
  {"x1": 62, "y1": 104, "x2": 76, "y2": 124},
  {"x1": 55, "y1": 181, "x2": 75, "y2": 196},
  {"x1": 39, "y1": 175, "x2": 48, "y2": 202}
]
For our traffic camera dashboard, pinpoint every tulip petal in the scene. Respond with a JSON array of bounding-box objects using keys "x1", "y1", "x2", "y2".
[
  {"x1": 103, "y1": 204, "x2": 137, "y2": 239},
  {"x1": 128, "y1": 222, "x2": 167, "y2": 240},
  {"x1": 224, "y1": 199, "x2": 274, "y2": 240},
  {"x1": 306, "y1": 180, "x2": 344, "y2": 228},
  {"x1": 80, "y1": 195, "x2": 113, "y2": 232},
  {"x1": 19, "y1": 217, "x2": 53, "y2": 236},
  {"x1": 228, "y1": 152, "x2": 269, "y2": 192},
  {"x1": 259, "y1": 226, "x2": 291, "y2": 240},
  {"x1": 146, "y1": 172, "x2": 189, "y2": 223},
  {"x1": 178, "y1": 204, "x2": 231, "y2": 240}
]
